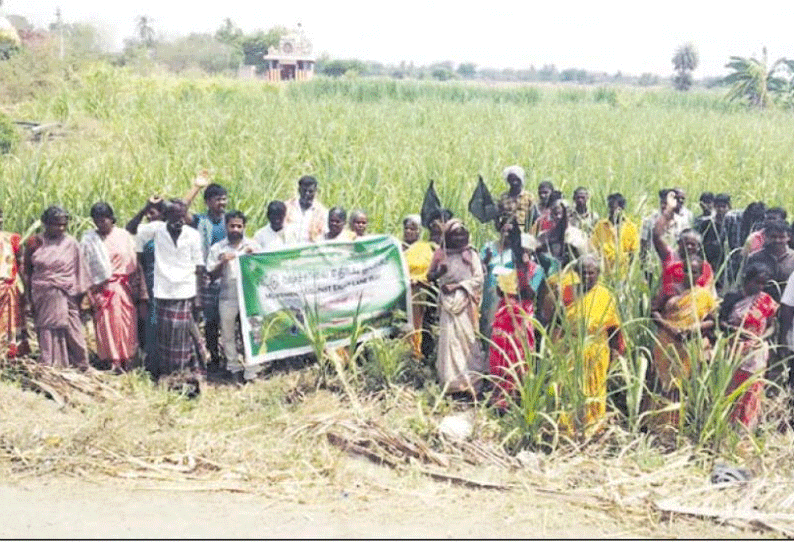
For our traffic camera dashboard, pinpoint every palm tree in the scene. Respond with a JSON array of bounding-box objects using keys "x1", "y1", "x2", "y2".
[
  {"x1": 136, "y1": 15, "x2": 155, "y2": 48},
  {"x1": 723, "y1": 48, "x2": 793, "y2": 108},
  {"x1": 672, "y1": 43, "x2": 698, "y2": 91}
]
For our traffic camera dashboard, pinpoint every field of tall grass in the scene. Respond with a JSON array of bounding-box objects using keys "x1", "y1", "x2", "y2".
[
  {"x1": 2, "y1": 66, "x2": 794, "y2": 241},
  {"x1": 4, "y1": 69, "x2": 794, "y2": 529}
]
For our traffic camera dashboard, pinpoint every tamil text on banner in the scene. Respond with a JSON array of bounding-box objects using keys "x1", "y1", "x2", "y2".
[{"x1": 236, "y1": 235, "x2": 412, "y2": 365}]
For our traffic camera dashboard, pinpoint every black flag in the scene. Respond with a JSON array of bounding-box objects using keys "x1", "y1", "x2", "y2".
[
  {"x1": 468, "y1": 175, "x2": 498, "y2": 223},
  {"x1": 420, "y1": 180, "x2": 442, "y2": 228}
]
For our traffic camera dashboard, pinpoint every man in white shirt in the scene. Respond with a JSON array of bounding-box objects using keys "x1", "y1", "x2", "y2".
[
  {"x1": 207, "y1": 211, "x2": 261, "y2": 382},
  {"x1": 284, "y1": 176, "x2": 328, "y2": 243},
  {"x1": 136, "y1": 199, "x2": 205, "y2": 380},
  {"x1": 254, "y1": 201, "x2": 289, "y2": 250}
]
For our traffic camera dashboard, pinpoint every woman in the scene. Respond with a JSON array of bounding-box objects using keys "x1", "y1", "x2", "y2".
[
  {"x1": 650, "y1": 255, "x2": 718, "y2": 427},
  {"x1": 82, "y1": 202, "x2": 146, "y2": 372},
  {"x1": 24, "y1": 206, "x2": 88, "y2": 368},
  {"x1": 324, "y1": 207, "x2": 355, "y2": 241},
  {"x1": 401, "y1": 214, "x2": 434, "y2": 358},
  {"x1": 0, "y1": 208, "x2": 26, "y2": 358},
  {"x1": 719, "y1": 262, "x2": 778, "y2": 429},
  {"x1": 559, "y1": 255, "x2": 624, "y2": 434},
  {"x1": 427, "y1": 219, "x2": 485, "y2": 396},
  {"x1": 480, "y1": 216, "x2": 517, "y2": 341},
  {"x1": 127, "y1": 196, "x2": 166, "y2": 376},
  {"x1": 531, "y1": 180, "x2": 556, "y2": 234},
  {"x1": 488, "y1": 236, "x2": 545, "y2": 409}
]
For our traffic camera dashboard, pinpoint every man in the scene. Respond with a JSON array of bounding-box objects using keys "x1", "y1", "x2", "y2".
[
  {"x1": 693, "y1": 192, "x2": 714, "y2": 232},
  {"x1": 640, "y1": 188, "x2": 691, "y2": 266},
  {"x1": 743, "y1": 207, "x2": 787, "y2": 257},
  {"x1": 207, "y1": 211, "x2": 261, "y2": 383},
  {"x1": 254, "y1": 201, "x2": 288, "y2": 250},
  {"x1": 567, "y1": 186, "x2": 599, "y2": 234},
  {"x1": 497, "y1": 165, "x2": 534, "y2": 232},
  {"x1": 747, "y1": 220, "x2": 794, "y2": 302},
  {"x1": 186, "y1": 183, "x2": 228, "y2": 373},
  {"x1": 590, "y1": 192, "x2": 639, "y2": 276},
  {"x1": 136, "y1": 200, "x2": 204, "y2": 382},
  {"x1": 696, "y1": 193, "x2": 734, "y2": 289},
  {"x1": 284, "y1": 176, "x2": 328, "y2": 243}
]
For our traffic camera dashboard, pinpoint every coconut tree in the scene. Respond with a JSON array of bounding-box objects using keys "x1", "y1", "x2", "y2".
[
  {"x1": 723, "y1": 48, "x2": 793, "y2": 108},
  {"x1": 672, "y1": 43, "x2": 698, "y2": 91},
  {"x1": 136, "y1": 15, "x2": 155, "y2": 48}
]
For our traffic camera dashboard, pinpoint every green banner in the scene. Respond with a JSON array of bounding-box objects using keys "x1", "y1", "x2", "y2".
[{"x1": 236, "y1": 235, "x2": 412, "y2": 364}]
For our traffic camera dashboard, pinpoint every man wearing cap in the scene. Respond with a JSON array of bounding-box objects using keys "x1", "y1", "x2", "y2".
[{"x1": 497, "y1": 165, "x2": 535, "y2": 233}]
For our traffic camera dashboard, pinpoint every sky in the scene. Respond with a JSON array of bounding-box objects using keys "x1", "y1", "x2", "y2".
[{"x1": 6, "y1": 0, "x2": 793, "y2": 78}]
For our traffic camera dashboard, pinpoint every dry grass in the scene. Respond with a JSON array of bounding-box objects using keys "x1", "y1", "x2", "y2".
[{"x1": 1, "y1": 357, "x2": 793, "y2": 537}]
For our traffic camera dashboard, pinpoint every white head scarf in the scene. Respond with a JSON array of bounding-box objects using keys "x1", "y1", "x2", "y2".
[{"x1": 502, "y1": 165, "x2": 525, "y2": 186}]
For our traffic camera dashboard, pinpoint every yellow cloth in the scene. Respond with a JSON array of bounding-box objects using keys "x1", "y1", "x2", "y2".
[
  {"x1": 590, "y1": 219, "x2": 639, "y2": 275},
  {"x1": 653, "y1": 286, "x2": 718, "y2": 390},
  {"x1": 403, "y1": 240, "x2": 434, "y2": 358},
  {"x1": 404, "y1": 240, "x2": 434, "y2": 283},
  {"x1": 561, "y1": 283, "x2": 621, "y2": 433}
]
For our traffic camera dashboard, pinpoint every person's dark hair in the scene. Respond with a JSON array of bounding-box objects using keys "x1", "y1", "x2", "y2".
[
  {"x1": 766, "y1": 206, "x2": 787, "y2": 221},
  {"x1": 150, "y1": 198, "x2": 167, "y2": 215},
  {"x1": 41, "y1": 205, "x2": 69, "y2": 225},
  {"x1": 298, "y1": 175, "x2": 317, "y2": 186},
  {"x1": 225, "y1": 210, "x2": 246, "y2": 224},
  {"x1": 165, "y1": 198, "x2": 187, "y2": 218},
  {"x1": 538, "y1": 180, "x2": 554, "y2": 192},
  {"x1": 548, "y1": 190, "x2": 564, "y2": 206},
  {"x1": 744, "y1": 260, "x2": 773, "y2": 282},
  {"x1": 740, "y1": 201, "x2": 766, "y2": 241},
  {"x1": 90, "y1": 202, "x2": 115, "y2": 223},
  {"x1": 203, "y1": 183, "x2": 227, "y2": 201},
  {"x1": 763, "y1": 219, "x2": 790, "y2": 236},
  {"x1": 573, "y1": 186, "x2": 588, "y2": 196},
  {"x1": 266, "y1": 200, "x2": 286, "y2": 218},
  {"x1": 328, "y1": 206, "x2": 347, "y2": 221},
  {"x1": 607, "y1": 192, "x2": 626, "y2": 210},
  {"x1": 714, "y1": 193, "x2": 731, "y2": 205},
  {"x1": 658, "y1": 188, "x2": 672, "y2": 200},
  {"x1": 699, "y1": 192, "x2": 714, "y2": 204}
]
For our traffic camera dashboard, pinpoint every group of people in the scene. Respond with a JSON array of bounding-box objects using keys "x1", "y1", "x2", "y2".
[
  {"x1": 1, "y1": 166, "x2": 792, "y2": 434},
  {"x1": 404, "y1": 165, "x2": 794, "y2": 434},
  {"x1": 1, "y1": 174, "x2": 377, "y2": 387}
]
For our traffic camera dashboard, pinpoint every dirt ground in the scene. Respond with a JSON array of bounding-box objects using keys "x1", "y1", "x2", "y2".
[{"x1": 0, "y1": 465, "x2": 764, "y2": 539}]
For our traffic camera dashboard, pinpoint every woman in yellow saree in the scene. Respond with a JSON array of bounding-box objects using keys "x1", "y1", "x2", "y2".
[
  {"x1": 401, "y1": 215, "x2": 435, "y2": 358},
  {"x1": 560, "y1": 255, "x2": 625, "y2": 434},
  {"x1": 649, "y1": 255, "x2": 718, "y2": 427}
]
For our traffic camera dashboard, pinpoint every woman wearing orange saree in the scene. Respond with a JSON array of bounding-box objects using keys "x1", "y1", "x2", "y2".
[{"x1": 649, "y1": 255, "x2": 718, "y2": 427}]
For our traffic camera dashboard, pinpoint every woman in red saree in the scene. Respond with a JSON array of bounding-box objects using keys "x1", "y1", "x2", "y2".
[
  {"x1": 82, "y1": 202, "x2": 146, "y2": 372},
  {"x1": 0, "y1": 208, "x2": 25, "y2": 358},
  {"x1": 488, "y1": 234, "x2": 545, "y2": 410},
  {"x1": 719, "y1": 261, "x2": 778, "y2": 429}
]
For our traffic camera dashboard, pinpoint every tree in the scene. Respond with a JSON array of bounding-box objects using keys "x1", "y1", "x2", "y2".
[
  {"x1": 723, "y1": 47, "x2": 794, "y2": 108},
  {"x1": 136, "y1": 15, "x2": 155, "y2": 48},
  {"x1": 456, "y1": 62, "x2": 476, "y2": 79},
  {"x1": 672, "y1": 42, "x2": 698, "y2": 91},
  {"x1": 215, "y1": 18, "x2": 242, "y2": 47}
]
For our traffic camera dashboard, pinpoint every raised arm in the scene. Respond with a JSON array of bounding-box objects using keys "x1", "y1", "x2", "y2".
[{"x1": 183, "y1": 171, "x2": 210, "y2": 226}]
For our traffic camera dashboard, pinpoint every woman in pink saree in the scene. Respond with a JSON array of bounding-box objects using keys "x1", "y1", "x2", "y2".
[{"x1": 82, "y1": 202, "x2": 146, "y2": 371}]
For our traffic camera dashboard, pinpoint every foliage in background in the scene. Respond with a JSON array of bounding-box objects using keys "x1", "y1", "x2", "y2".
[
  {"x1": 672, "y1": 43, "x2": 699, "y2": 91},
  {"x1": 0, "y1": 111, "x2": 19, "y2": 153},
  {"x1": 723, "y1": 48, "x2": 794, "y2": 108}
]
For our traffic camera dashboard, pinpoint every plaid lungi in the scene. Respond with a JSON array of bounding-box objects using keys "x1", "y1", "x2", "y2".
[
  {"x1": 202, "y1": 280, "x2": 221, "y2": 323},
  {"x1": 156, "y1": 298, "x2": 200, "y2": 377}
]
